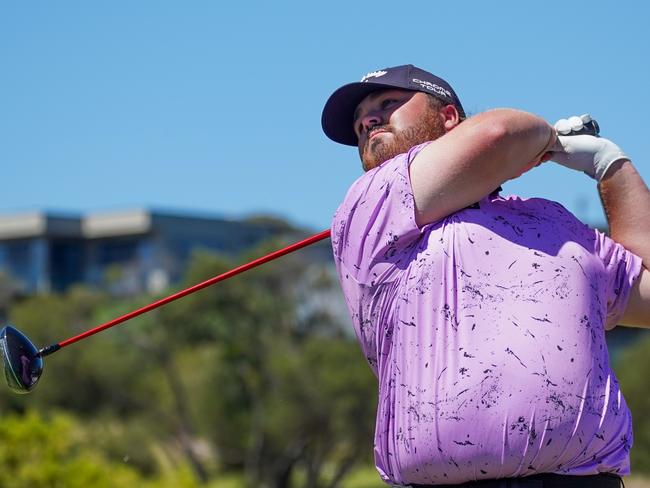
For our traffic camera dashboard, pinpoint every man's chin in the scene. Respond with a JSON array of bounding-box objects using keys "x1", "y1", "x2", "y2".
[
  {"x1": 360, "y1": 116, "x2": 446, "y2": 171},
  {"x1": 361, "y1": 155, "x2": 383, "y2": 172},
  {"x1": 362, "y1": 144, "x2": 405, "y2": 172}
]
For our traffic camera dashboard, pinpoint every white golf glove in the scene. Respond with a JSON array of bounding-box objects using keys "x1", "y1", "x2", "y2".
[{"x1": 548, "y1": 114, "x2": 629, "y2": 181}]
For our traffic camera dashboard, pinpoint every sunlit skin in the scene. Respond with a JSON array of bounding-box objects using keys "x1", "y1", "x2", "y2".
[{"x1": 353, "y1": 89, "x2": 460, "y2": 171}]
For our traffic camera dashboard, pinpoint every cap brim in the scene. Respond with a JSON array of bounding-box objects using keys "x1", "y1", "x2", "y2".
[{"x1": 321, "y1": 82, "x2": 405, "y2": 147}]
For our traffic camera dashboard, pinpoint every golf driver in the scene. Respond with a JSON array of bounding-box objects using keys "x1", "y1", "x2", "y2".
[
  {"x1": 0, "y1": 229, "x2": 331, "y2": 393},
  {"x1": 0, "y1": 116, "x2": 602, "y2": 394}
]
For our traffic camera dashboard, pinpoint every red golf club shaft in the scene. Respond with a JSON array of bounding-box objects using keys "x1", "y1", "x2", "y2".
[{"x1": 40, "y1": 229, "x2": 331, "y2": 356}]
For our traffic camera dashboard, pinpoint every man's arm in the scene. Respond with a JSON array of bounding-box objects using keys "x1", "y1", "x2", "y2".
[
  {"x1": 599, "y1": 160, "x2": 650, "y2": 328},
  {"x1": 410, "y1": 109, "x2": 555, "y2": 227}
]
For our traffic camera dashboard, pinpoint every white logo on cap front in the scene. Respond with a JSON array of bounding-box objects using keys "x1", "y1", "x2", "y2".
[
  {"x1": 361, "y1": 70, "x2": 388, "y2": 82},
  {"x1": 412, "y1": 78, "x2": 452, "y2": 98}
]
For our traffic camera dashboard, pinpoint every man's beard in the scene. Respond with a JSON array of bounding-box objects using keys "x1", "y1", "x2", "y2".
[{"x1": 360, "y1": 109, "x2": 446, "y2": 171}]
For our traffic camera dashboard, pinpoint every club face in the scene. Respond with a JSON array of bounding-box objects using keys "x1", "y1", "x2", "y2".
[{"x1": 0, "y1": 325, "x2": 43, "y2": 393}]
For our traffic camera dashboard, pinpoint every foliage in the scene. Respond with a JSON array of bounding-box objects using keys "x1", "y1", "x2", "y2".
[
  {"x1": 0, "y1": 410, "x2": 198, "y2": 488},
  {"x1": 0, "y1": 236, "x2": 378, "y2": 487},
  {"x1": 171, "y1": 239, "x2": 377, "y2": 487},
  {"x1": 0, "y1": 270, "x2": 21, "y2": 319},
  {"x1": 614, "y1": 329, "x2": 650, "y2": 474}
]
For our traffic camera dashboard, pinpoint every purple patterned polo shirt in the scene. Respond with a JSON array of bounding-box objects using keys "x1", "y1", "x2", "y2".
[{"x1": 331, "y1": 142, "x2": 642, "y2": 485}]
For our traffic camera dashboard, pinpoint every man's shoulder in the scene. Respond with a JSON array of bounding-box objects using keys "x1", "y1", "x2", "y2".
[
  {"x1": 330, "y1": 145, "x2": 428, "y2": 285},
  {"x1": 494, "y1": 194, "x2": 582, "y2": 221},
  {"x1": 489, "y1": 193, "x2": 603, "y2": 250}
]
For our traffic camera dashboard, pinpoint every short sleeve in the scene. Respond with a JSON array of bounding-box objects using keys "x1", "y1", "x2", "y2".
[
  {"x1": 331, "y1": 144, "x2": 428, "y2": 286},
  {"x1": 595, "y1": 230, "x2": 643, "y2": 330}
]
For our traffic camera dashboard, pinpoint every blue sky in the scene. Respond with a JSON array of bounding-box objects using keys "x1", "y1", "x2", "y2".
[{"x1": 1, "y1": 1, "x2": 648, "y2": 232}]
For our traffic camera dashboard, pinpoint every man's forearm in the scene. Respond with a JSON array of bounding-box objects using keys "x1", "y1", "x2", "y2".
[
  {"x1": 599, "y1": 160, "x2": 650, "y2": 266},
  {"x1": 550, "y1": 125, "x2": 650, "y2": 326}
]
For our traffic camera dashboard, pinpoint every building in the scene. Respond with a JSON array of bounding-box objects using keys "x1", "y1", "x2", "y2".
[{"x1": 0, "y1": 209, "x2": 294, "y2": 295}]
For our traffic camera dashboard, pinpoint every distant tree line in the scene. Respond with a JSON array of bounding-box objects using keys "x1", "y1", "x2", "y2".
[{"x1": 0, "y1": 234, "x2": 377, "y2": 487}]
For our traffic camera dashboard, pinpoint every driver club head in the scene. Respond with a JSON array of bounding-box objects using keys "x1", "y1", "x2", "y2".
[{"x1": 0, "y1": 325, "x2": 43, "y2": 393}]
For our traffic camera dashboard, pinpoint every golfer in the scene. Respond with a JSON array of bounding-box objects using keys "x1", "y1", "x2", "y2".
[{"x1": 322, "y1": 64, "x2": 649, "y2": 487}]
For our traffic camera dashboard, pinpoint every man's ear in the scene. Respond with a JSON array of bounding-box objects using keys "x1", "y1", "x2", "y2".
[{"x1": 440, "y1": 104, "x2": 461, "y2": 131}]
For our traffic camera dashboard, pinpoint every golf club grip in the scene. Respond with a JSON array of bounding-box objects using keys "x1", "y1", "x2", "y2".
[{"x1": 567, "y1": 119, "x2": 600, "y2": 137}]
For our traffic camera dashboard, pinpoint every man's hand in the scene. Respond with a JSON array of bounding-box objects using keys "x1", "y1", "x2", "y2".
[{"x1": 547, "y1": 115, "x2": 629, "y2": 180}]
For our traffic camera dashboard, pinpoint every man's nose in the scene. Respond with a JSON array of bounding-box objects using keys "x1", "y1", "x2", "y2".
[{"x1": 360, "y1": 112, "x2": 383, "y2": 133}]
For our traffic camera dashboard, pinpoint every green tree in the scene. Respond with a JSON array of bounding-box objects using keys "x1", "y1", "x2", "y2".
[
  {"x1": 262, "y1": 337, "x2": 376, "y2": 488},
  {"x1": 614, "y1": 330, "x2": 650, "y2": 474},
  {"x1": 0, "y1": 234, "x2": 379, "y2": 488},
  {"x1": 0, "y1": 410, "x2": 198, "y2": 488},
  {"x1": 176, "y1": 239, "x2": 376, "y2": 487},
  {"x1": 0, "y1": 287, "x2": 173, "y2": 475},
  {"x1": 2, "y1": 286, "x2": 160, "y2": 418},
  {"x1": 0, "y1": 270, "x2": 21, "y2": 322}
]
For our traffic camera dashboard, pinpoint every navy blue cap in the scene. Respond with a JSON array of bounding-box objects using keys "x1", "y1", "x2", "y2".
[{"x1": 321, "y1": 64, "x2": 465, "y2": 146}]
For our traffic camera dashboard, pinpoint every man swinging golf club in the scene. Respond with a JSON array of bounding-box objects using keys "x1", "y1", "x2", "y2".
[{"x1": 322, "y1": 64, "x2": 650, "y2": 487}]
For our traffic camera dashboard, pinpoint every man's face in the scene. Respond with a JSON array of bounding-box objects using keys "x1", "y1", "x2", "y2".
[{"x1": 353, "y1": 89, "x2": 446, "y2": 171}]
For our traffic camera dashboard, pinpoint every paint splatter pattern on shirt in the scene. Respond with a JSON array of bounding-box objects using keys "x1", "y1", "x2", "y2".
[{"x1": 331, "y1": 143, "x2": 642, "y2": 485}]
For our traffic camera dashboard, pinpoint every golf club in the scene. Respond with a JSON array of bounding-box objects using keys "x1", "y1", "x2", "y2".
[
  {"x1": 0, "y1": 229, "x2": 331, "y2": 393},
  {"x1": 0, "y1": 116, "x2": 601, "y2": 394}
]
